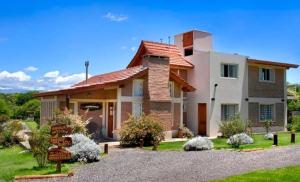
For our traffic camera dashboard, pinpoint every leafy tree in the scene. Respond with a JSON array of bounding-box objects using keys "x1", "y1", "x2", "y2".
[
  {"x1": 0, "y1": 99, "x2": 10, "y2": 116},
  {"x1": 15, "y1": 91, "x2": 37, "y2": 106}
]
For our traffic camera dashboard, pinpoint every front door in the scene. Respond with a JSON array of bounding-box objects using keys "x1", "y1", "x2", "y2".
[
  {"x1": 107, "y1": 102, "x2": 114, "y2": 138},
  {"x1": 198, "y1": 103, "x2": 207, "y2": 136}
]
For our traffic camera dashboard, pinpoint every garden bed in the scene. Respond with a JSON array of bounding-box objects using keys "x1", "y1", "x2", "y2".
[{"x1": 144, "y1": 132, "x2": 300, "y2": 151}]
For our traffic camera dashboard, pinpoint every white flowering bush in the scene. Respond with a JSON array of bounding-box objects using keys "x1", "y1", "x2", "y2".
[
  {"x1": 67, "y1": 134, "x2": 101, "y2": 163},
  {"x1": 227, "y1": 133, "x2": 253, "y2": 148},
  {"x1": 183, "y1": 136, "x2": 214, "y2": 151},
  {"x1": 264, "y1": 133, "x2": 274, "y2": 140}
]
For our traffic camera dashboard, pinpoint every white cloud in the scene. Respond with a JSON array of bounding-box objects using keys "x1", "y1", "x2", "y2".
[
  {"x1": 44, "y1": 70, "x2": 60, "y2": 78},
  {"x1": 0, "y1": 71, "x2": 31, "y2": 81},
  {"x1": 103, "y1": 12, "x2": 128, "y2": 22},
  {"x1": 0, "y1": 87, "x2": 12, "y2": 90},
  {"x1": 55, "y1": 73, "x2": 87, "y2": 84},
  {"x1": 24, "y1": 66, "x2": 38, "y2": 72}
]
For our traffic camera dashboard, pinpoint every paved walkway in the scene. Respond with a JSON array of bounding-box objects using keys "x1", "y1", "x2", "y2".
[{"x1": 34, "y1": 145, "x2": 300, "y2": 182}]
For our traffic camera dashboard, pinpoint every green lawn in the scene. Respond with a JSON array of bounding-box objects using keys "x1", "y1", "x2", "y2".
[
  {"x1": 145, "y1": 132, "x2": 300, "y2": 151},
  {"x1": 213, "y1": 165, "x2": 300, "y2": 182},
  {"x1": 24, "y1": 119, "x2": 39, "y2": 131},
  {"x1": 0, "y1": 145, "x2": 77, "y2": 181}
]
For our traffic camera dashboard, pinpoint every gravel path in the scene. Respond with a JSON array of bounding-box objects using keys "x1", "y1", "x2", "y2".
[{"x1": 36, "y1": 145, "x2": 300, "y2": 182}]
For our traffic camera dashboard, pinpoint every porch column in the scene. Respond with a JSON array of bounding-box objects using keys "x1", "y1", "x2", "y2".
[
  {"x1": 116, "y1": 87, "x2": 122, "y2": 129},
  {"x1": 180, "y1": 90, "x2": 183, "y2": 127}
]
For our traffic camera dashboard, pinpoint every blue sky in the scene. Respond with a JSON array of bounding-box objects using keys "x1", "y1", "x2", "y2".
[{"x1": 0, "y1": 0, "x2": 299, "y2": 92}]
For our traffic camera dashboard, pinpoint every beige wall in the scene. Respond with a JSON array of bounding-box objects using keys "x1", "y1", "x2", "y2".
[
  {"x1": 121, "y1": 80, "x2": 133, "y2": 96},
  {"x1": 172, "y1": 103, "x2": 181, "y2": 130},
  {"x1": 248, "y1": 65, "x2": 284, "y2": 98}
]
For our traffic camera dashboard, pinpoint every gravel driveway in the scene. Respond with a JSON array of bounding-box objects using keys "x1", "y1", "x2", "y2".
[{"x1": 36, "y1": 145, "x2": 300, "y2": 182}]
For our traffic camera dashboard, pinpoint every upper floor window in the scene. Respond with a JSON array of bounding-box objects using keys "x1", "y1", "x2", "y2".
[
  {"x1": 133, "y1": 79, "x2": 143, "y2": 96},
  {"x1": 169, "y1": 81, "x2": 174, "y2": 97},
  {"x1": 184, "y1": 47, "x2": 193, "y2": 56},
  {"x1": 260, "y1": 104, "x2": 274, "y2": 121},
  {"x1": 259, "y1": 68, "x2": 274, "y2": 82},
  {"x1": 221, "y1": 104, "x2": 238, "y2": 121},
  {"x1": 221, "y1": 64, "x2": 238, "y2": 78}
]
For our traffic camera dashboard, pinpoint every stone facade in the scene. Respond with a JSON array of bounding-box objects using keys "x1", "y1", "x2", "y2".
[{"x1": 248, "y1": 65, "x2": 284, "y2": 98}]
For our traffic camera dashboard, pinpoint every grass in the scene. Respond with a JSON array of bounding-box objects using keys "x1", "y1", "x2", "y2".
[
  {"x1": 144, "y1": 132, "x2": 300, "y2": 151},
  {"x1": 24, "y1": 119, "x2": 39, "y2": 131},
  {"x1": 0, "y1": 145, "x2": 77, "y2": 181},
  {"x1": 213, "y1": 165, "x2": 300, "y2": 182}
]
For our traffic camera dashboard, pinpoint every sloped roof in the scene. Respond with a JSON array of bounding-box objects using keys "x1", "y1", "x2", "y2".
[
  {"x1": 127, "y1": 41, "x2": 194, "y2": 69},
  {"x1": 36, "y1": 66, "x2": 148, "y2": 97},
  {"x1": 74, "y1": 65, "x2": 147, "y2": 87},
  {"x1": 247, "y1": 58, "x2": 299, "y2": 69}
]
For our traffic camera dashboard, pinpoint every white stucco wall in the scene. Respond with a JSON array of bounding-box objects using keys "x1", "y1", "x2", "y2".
[{"x1": 208, "y1": 52, "x2": 248, "y2": 136}]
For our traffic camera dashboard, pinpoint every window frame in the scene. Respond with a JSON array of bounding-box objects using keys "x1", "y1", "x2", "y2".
[
  {"x1": 132, "y1": 79, "x2": 144, "y2": 97},
  {"x1": 169, "y1": 81, "x2": 174, "y2": 97},
  {"x1": 132, "y1": 102, "x2": 143, "y2": 118},
  {"x1": 221, "y1": 104, "x2": 239, "y2": 121},
  {"x1": 221, "y1": 63, "x2": 239, "y2": 79},
  {"x1": 259, "y1": 104, "x2": 275, "y2": 122},
  {"x1": 259, "y1": 67, "x2": 275, "y2": 83}
]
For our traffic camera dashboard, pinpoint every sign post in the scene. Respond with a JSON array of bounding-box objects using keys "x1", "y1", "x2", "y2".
[{"x1": 48, "y1": 124, "x2": 72, "y2": 173}]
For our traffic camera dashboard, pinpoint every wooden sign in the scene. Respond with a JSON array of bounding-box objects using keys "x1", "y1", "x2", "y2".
[
  {"x1": 48, "y1": 148, "x2": 72, "y2": 161},
  {"x1": 50, "y1": 136, "x2": 72, "y2": 147},
  {"x1": 51, "y1": 124, "x2": 72, "y2": 136}
]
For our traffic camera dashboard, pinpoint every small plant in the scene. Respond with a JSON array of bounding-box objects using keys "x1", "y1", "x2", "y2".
[
  {"x1": 263, "y1": 120, "x2": 273, "y2": 133},
  {"x1": 219, "y1": 115, "x2": 247, "y2": 138},
  {"x1": 178, "y1": 126, "x2": 194, "y2": 139},
  {"x1": 291, "y1": 116, "x2": 300, "y2": 132},
  {"x1": 67, "y1": 133, "x2": 100, "y2": 163},
  {"x1": 0, "y1": 120, "x2": 23, "y2": 147},
  {"x1": 48, "y1": 110, "x2": 88, "y2": 135},
  {"x1": 119, "y1": 114, "x2": 164, "y2": 149},
  {"x1": 227, "y1": 133, "x2": 254, "y2": 148},
  {"x1": 183, "y1": 136, "x2": 214, "y2": 151},
  {"x1": 29, "y1": 125, "x2": 51, "y2": 167}
]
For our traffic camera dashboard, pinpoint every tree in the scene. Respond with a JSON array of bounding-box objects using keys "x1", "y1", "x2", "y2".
[{"x1": 0, "y1": 99, "x2": 10, "y2": 116}]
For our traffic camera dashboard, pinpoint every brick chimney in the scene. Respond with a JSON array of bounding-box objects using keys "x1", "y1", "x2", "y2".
[{"x1": 142, "y1": 55, "x2": 172, "y2": 132}]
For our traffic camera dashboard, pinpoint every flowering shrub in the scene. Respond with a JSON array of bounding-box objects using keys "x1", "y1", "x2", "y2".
[
  {"x1": 178, "y1": 126, "x2": 194, "y2": 139},
  {"x1": 264, "y1": 133, "x2": 274, "y2": 140},
  {"x1": 67, "y1": 133, "x2": 100, "y2": 163},
  {"x1": 183, "y1": 136, "x2": 214, "y2": 151},
  {"x1": 49, "y1": 110, "x2": 88, "y2": 135},
  {"x1": 227, "y1": 133, "x2": 253, "y2": 148},
  {"x1": 119, "y1": 114, "x2": 164, "y2": 148}
]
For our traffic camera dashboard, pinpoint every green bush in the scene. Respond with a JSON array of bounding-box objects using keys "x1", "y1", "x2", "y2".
[
  {"x1": 291, "y1": 116, "x2": 300, "y2": 132},
  {"x1": 0, "y1": 120, "x2": 23, "y2": 147},
  {"x1": 0, "y1": 99, "x2": 10, "y2": 116},
  {"x1": 219, "y1": 115, "x2": 247, "y2": 138},
  {"x1": 119, "y1": 114, "x2": 164, "y2": 149},
  {"x1": 29, "y1": 125, "x2": 51, "y2": 167}
]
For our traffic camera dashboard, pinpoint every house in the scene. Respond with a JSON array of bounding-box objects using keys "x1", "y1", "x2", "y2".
[{"x1": 36, "y1": 30, "x2": 299, "y2": 139}]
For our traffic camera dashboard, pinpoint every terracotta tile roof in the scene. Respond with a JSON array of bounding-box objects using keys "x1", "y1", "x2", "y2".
[
  {"x1": 36, "y1": 66, "x2": 147, "y2": 97},
  {"x1": 127, "y1": 41, "x2": 194, "y2": 69}
]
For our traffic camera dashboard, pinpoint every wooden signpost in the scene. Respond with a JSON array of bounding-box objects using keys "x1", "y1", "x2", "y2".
[{"x1": 48, "y1": 124, "x2": 72, "y2": 172}]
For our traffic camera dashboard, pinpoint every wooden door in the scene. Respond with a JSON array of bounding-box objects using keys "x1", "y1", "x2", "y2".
[
  {"x1": 107, "y1": 102, "x2": 114, "y2": 138},
  {"x1": 198, "y1": 103, "x2": 207, "y2": 136}
]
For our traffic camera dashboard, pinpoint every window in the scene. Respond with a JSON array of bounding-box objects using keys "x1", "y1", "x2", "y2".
[
  {"x1": 133, "y1": 102, "x2": 143, "y2": 118},
  {"x1": 184, "y1": 48, "x2": 193, "y2": 56},
  {"x1": 133, "y1": 79, "x2": 143, "y2": 96},
  {"x1": 221, "y1": 64, "x2": 238, "y2": 78},
  {"x1": 221, "y1": 104, "x2": 238, "y2": 121},
  {"x1": 169, "y1": 81, "x2": 174, "y2": 97},
  {"x1": 259, "y1": 68, "x2": 274, "y2": 82},
  {"x1": 260, "y1": 104, "x2": 274, "y2": 121}
]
